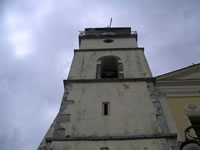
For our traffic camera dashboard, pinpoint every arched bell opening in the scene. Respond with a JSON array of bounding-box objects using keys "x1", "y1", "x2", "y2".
[
  {"x1": 96, "y1": 56, "x2": 123, "y2": 79},
  {"x1": 101, "y1": 57, "x2": 118, "y2": 78}
]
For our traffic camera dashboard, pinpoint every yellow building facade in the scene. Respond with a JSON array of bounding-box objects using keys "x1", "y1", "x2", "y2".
[{"x1": 156, "y1": 64, "x2": 200, "y2": 143}]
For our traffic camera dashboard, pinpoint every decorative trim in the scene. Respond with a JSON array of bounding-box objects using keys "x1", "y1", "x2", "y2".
[
  {"x1": 156, "y1": 80, "x2": 200, "y2": 87},
  {"x1": 156, "y1": 63, "x2": 200, "y2": 80},
  {"x1": 167, "y1": 93, "x2": 200, "y2": 97},
  {"x1": 79, "y1": 34, "x2": 137, "y2": 40},
  {"x1": 74, "y1": 47, "x2": 144, "y2": 52},
  {"x1": 46, "y1": 133, "x2": 177, "y2": 142},
  {"x1": 184, "y1": 104, "x2": 200, "y2": 115},
  {"x1": 63, "y1": 78, "x2": 156, "y2": 85},
  {"x1": 156, "y1": 86, "x2": 200, "y2": 97}
]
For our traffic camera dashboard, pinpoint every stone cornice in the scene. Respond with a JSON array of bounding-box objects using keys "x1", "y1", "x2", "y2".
[
  {"x1": 74, "y1": 47, "x2": 144, "y2": 52},
  {"x1": 156, "y1": 63, "x2": 200, "y2": 80},
  {"x1": 79, "y1": 34, "x2": 137, "y2": 40},
  {"x1": 63, "y1": 78, "x2": 155, "y2": 86},
  {"x1": 156, "y1": 80, "x2": 200, "y2": 97},
  {"x1": 46, "y1": 133, "x2": 177, "y2": 142},
  {"x1": 156, "y1": 79, "x2": 200, "y2": 87}
]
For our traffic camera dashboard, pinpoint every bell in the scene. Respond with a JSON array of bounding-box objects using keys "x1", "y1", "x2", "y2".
[{"x1": 180, "y1": 140, "x2": 200, "y2": 150}]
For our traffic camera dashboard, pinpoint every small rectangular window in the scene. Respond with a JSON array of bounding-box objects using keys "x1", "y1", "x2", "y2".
[
  {"x1": 100, "y1": 147, "x2": 109, "y2": 150},
  {"x1": 102, "y1": 102, "x2": 110, "y2": 116}
]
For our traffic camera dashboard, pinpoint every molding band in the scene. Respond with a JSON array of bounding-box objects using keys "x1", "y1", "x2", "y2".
[
  {"x1": 46, "y1": 133, "x2": 177, "y2": 142},
  {"x1": 74, "y1": 48, "x2": 144, "y2": 52},
  {"x1": 64, "y1": 78, "x2": 156, "y2": 86}
]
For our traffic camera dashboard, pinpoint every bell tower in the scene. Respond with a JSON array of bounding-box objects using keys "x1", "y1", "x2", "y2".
[{"x1": 38, "y1": 27, "x2": 178, "y2": 150}]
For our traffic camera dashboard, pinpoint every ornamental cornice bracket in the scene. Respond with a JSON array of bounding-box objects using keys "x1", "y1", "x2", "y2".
[{"x1": 184, "y1": 104, "x2": 200, "y2": 115}]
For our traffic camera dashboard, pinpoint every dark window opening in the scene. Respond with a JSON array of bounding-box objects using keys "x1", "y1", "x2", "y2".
[
  {"x1": 189, "y1": 116, "x2": 200, "y2": 138},
  {"x1": 103, "y1": 102, "x2": 110, "y2": 116},
  {"x1": 101, "y1": 57, "x2": 118, "y2": 78}
]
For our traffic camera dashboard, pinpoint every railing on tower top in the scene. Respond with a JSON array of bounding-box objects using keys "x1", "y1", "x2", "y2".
[{"x1": 79, "y1": 30, "x2": 137, "y2": 36}]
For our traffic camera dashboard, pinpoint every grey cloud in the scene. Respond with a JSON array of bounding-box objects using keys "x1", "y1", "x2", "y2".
[
  {"x1": 0, "y1": 129, "x2": 22, "y2": 150},
  {"x1": 1, "y1": 0, "x2": 200, "y2": 150}
]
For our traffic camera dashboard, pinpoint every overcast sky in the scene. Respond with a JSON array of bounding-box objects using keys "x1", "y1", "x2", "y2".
[{"x1": 0, "y1": 0, "x2": 200, "y2": 149}]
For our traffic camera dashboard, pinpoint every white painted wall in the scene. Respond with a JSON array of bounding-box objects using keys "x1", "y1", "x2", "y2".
[
  {"x1": 68, "y1": 50, "x2": 152, "y2": 79},
  {"x1": 80, "y1": 38, "x2": 137, "y2": 49},
  {"x1": 61, "y1": 82, "x2": 160, "y2": 136},
  {"x1": 51, "y1": 140, "x2": 170, "y2": 150}
]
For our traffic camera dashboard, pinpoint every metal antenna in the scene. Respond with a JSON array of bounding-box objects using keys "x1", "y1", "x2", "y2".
[{"x1": 109, "y1": 18, "x2": 112, "y2": 27}]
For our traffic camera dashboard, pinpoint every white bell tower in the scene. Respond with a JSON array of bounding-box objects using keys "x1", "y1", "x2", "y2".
[{"x1": 38, "y1": 27, "x2": 178, "y2": 150}]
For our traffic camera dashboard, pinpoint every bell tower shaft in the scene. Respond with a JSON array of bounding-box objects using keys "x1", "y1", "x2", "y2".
[{"x1": 38, "y1": 27, "x2": 177, "y2": 150}]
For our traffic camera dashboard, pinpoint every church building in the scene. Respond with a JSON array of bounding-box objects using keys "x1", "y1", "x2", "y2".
[
  {"x1": 38, "y1": 27, "x2": 178, "y2": 150},
  {"x1": 156, "y1": 63, "x2": 200, "y2": 150}
]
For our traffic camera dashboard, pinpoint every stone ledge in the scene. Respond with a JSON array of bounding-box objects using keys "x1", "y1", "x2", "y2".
[
  {"x1": 74, "y1": 47, "x2": 144, "y2": 52},
  {"x1": 63, "y1": 78, "x2": 156, "y2": 86},
  {"x1": 46, "y1": 133, "x2": 177, "y2": 142}
]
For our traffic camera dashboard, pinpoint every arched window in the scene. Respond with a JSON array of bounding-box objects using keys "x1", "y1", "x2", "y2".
[
  {"x1": 96, "y1": 56, "x2": 123, "y2": 79},
  {"x1": 101, "y1": 57, "x2": 118, "y2": 78}
]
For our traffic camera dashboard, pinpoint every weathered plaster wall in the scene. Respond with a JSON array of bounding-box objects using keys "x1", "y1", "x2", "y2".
[
  {"x1": 58, "y1": 82, "x2": 161, "y2": 136},
  {"x1": 38, "y1": 81, "x2": 176, "y2": 150},
  {"x1": 68, "y1": 49, "x2": 152, "y2": 79},
  {"x1": 80, "y1": 38, "x2": 137, "y2": 49},
  {"x1": 51, "y1": 139, "x2": 170, "y2": 150}
]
